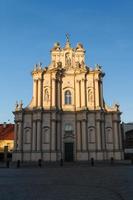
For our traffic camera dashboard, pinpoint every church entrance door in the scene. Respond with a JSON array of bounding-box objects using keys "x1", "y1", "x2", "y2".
[{"x1": 64, "y1": 143, "x2": 74, "y2": 162}]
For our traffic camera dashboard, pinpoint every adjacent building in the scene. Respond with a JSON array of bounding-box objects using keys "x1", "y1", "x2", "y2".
[
  {"x1": 13, "y1": 37, "x2": 123, "y2": 162},
  {"x1": 0, "y1": 123, "x2": 14, "y2": 152},
  {"x1": 121, "y1": 122, "x2": 133, "y2": 159}
]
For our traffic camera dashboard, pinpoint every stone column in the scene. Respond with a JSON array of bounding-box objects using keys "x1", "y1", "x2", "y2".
[
  {"x1": 96, "y1": 120, "x2": 101, "y2": 150},
  {"x1": 57, "y1": 121, "x2": 61, "y2": 151},
  {"x1": 38, "y1": 79, "x2": 42, "y2": 107},
  {"x1": 56, "y1": 80, "x2": 60, "y2": 109},
  {"x1": 14, "y1": 123, "x2": 18, "y2": 150},
  {"x1": 100, "y1": 80, "x2": 104, "y2": 108},
  {"x1": 114, "y1": 121, "x2": 119, "y2": 150},
  {"x1": 77, "y1": 121, "x2": 81, "y2": 151},
  {"x1": 33, "y1": 80, "x2": 37, "y2": 107},
  {"x1": 118, "y1": 123, "x2": 122, "y2": 150},
  {"x1": 76, "y1": 80, "x2": 80, "y2": 108},
  {"x1": 52, "y1": 78, "x2": 56, "y2": 108},
  {"x1": 37, "y1": 120, "x2": 41, "y2": 151},
  {"x1": 32, "y1": 121, "x2": 36, "y2": 151},
  {"x1": 101, "y1": 120, "x2": 105, "y2": 150},
  {"x1": 18, "y1": 122, "x2": 22, "y2": 150},
  {"x1": 81, "y1": 79, "x2": 85, "y2": 108},
  {"x1": 51, "y1": 120, "x2": 56, "y2": 151},
  {"x1": 95, "y1": 79, "x2": 100, "y2": 109},
  {"x1": 82, "y1": 120, "x2": 87, "y2": 151}
]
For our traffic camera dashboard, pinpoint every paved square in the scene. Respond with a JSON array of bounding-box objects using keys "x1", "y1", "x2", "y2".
[{"x1": 0, "y1": 163, "x2": 132, "y2": 200}]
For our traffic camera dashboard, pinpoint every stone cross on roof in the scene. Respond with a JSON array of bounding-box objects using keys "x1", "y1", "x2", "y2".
[
  {"x1": 66, "y1": 33, "x2": 70, "y2": 43},
  {"x1": 65, "y1": 33, "x2": 71, "y2": 48}
]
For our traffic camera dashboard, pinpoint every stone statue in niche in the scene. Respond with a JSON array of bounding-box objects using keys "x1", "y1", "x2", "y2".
[
  {"x1": 44, "y1": 89, "x2": 49, "y2": 102},
  {"x1": 95, "y1": 64, "x2": 102, "y2": 71},
  {"x1": 76, "y1": 43, "x2": 84, "y2": 50},
  {"x1": 52, "y1": 60, "x2": 56, "y2": 68},
  {"x1": 88, "y1": 88, "x2": 94, "y2": 104},
  {"x1": 81, "y1": 60, "x2": 85, "y2": 68},
  {"x1": 52, "y1": 42, "x2": 61, "y2": 50},
  {"x1": 57, "y1": 61, "x2": 62, "y2": 68},
  {"x1": 65, "y1": 53, "x2": 71, "y2": 67}
]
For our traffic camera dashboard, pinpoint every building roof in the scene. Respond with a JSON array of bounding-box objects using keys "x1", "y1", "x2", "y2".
[{"x1": 0, "y1": 124, "x2": 14, "y2": 140}]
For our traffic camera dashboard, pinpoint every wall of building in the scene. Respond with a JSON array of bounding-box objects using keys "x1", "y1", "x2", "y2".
[
  {"x1": 13, "y1": 40, "x2": 123, "y2": 162},
  {"x1": 13, "y1": 110, "x2": 123, "y2": 161}
]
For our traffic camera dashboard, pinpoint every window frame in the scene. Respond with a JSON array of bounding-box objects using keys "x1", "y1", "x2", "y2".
[{"x1": 65, "y1": 90, "x2": 72, "y2": 105}]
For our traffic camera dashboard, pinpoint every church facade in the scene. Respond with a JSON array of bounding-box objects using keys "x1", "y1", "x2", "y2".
[{"x1": 13, "y1": 37, "x2": 123, "y2": 162}]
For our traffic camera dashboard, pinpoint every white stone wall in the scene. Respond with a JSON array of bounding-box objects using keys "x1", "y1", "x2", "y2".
[{"x1": 13, "y1": 40, "x2": 123, "y2": 162}]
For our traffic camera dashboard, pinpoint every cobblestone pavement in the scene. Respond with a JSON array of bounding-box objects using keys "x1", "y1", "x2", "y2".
[{"x1": 0, "y1": 162, "x2": 132, "y2": 200}]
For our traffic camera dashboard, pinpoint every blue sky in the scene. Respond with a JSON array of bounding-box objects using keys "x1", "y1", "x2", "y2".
[{"x1": 0, "y1": 0, "x2": 133, "y2": 123}]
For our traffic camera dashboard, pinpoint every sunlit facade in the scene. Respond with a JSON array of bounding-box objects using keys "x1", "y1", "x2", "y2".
[{"x1": 13, "y1": 37, "x2": 123, "y2": 161}]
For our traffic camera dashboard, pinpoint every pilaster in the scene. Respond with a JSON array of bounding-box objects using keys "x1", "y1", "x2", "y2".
[
  {"x1": 37, "y1": 120, "x2": 41, "y2": 151},
  {"x1": 57, "y1": 80, "x2": 61, "y2": 109},
  {"x1": 38, "y1": 79, "x2": 42, "y2": 107},
  {"x1": 77, "y1": 121, "x2": 81, "y2": 151},
  {"x1": 95, "y1": 78, "x2": 100, "y2": 109},
  {"x1": 32, "y1": 121, "x2": 36, "y2": 151},
  {"x1": 81, "y1": 78, "x2": 86, "y2": 108},
  {"x1": 33, "y1": 80, "x2": 37, "y2": 107},
  {"x1": 51, "y1": 120, "x2": 56, "y2": 151},
  {"x1": 96, "y1": 120, "x2": 101, "y2": 150},
  {"x1": 57, "y1": 121, "x2": 61, "y2": 151},
  {"x1": 82, "y1": 120, "x2": 87, "y2": 151},
  {"x1": 76, "y1": 80, "x2": 80, "y2": 108},
  {"x1": 14, "y1": 123, "x2": 18, "y2": 150},
  {"x1": 18, "y1": 122, "x2": 22, "y2": 151},
  {"x1": 113, "y1": 120, "x2": 119, "y2": 150},
  {"x1": 52, "y1": 78, "x2": 56, "y2": 108}
]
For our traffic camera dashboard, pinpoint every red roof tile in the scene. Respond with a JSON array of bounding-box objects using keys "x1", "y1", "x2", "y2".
[{"x1": 0, "y1": 124, "x2": 14, "y2": 140}]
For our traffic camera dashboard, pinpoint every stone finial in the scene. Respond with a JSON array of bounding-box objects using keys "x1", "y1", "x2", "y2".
[
  {"x1": 76, "y1": 43, "x2": 84, "y2": 50},
  {"x1": 15, "y1": 101, "x2": 19, "y2": 111},
  {"x1": 34, "y1": 64, "x2": 37, "y2": 71},
  {"x1": 38, "y1": 62, "x2": 42, "y2": 69},
  {"x1": 39, "y1": 62, "x2": 42, "y2": 66},
  {"x1": 114, "y1": 103, "x2": 120, "y2": 111},
  {"x1": 19, "y1": 100, "x2": 23, "y2": 110},
  {"x1": 95, "y1": 64, "x2": 102, "y2": 71},
  {"x1": 52, "y1": 42, "x2": 60, "y2": 50}
]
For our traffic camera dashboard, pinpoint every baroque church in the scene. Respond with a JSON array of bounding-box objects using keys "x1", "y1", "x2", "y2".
[{"x1": 13, "y1": 36, "x2": 123, "y2": 162}]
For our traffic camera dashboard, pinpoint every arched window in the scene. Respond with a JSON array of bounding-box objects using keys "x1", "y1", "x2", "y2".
[
  {"x1": 65, "y1": 90, "x2": 72, "y2": 105},
  {"x1": 64, "y1": 123, "x2": 73, "y2": 138}
]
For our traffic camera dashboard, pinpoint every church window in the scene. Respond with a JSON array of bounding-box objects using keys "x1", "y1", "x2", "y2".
[
  {"x1": 64, "y1": 123, "x2": 73, "y2": 138},
  {"x1": 65, "y1": 90, "x2": 72, "y2": 105},
  {"x1": 64, "y1": 123, "x2": 73, "y2": 131}
]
